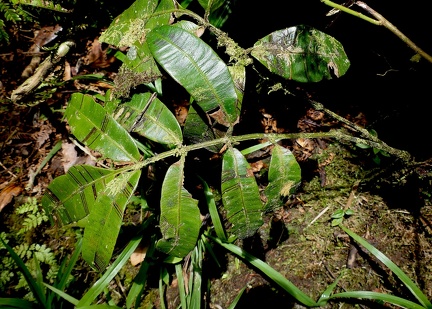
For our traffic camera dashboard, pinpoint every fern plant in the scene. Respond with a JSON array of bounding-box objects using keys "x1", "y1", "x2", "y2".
[
  {"x1": 0, "y1": 0, "x2": 71, "y2": 43},
  {"x1": 0, "y1": 198, "x2": 58, "y2": 301},
  {"x1": 0, "y1": 0, "x2": 23, "y2": 43}
]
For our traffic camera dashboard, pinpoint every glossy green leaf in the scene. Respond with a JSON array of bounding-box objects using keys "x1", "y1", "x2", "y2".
[
  {"x1": 228, "y1": 64, "x2": 245, "y2": 113},
  {"x1": 119, "y1": 41, "x2": 162, "y2": 76},
  {"x1": 221, "y1": 147, "x2": 263, "y2": 239},
  {"x1": 82, "y1": 170, "x2": 141, "y2": 271},
  {"x1": 264, "y1": 144, "x2": 301, "y2": 210},
  {"x1": 113, "y1": 93, "x2": 182, "y2": 148},
  {"x1": 156, "y1": 157, "x2": 201, "y2": 257},
  {"x1": 99, "y1": 0, "x2": 173, "y2": 47},
  {"x1": 65, "y1": 93, "x2": 140, "y2": 162},
  {"x1": 42, "y1": 165, "x2": 117, "y2": 226},
  {"x1": 147, "y1": 25, "x2": 239, "y2": 126},
  {"x1": 183, "y1": 103, "x2": 224, "y2": 153},
  {"x1": 197, "y1": 0, "x2": 225, "y2": 11},
  {"x1": 251, "y1": 25, "x2": 350, "y2": 82}
]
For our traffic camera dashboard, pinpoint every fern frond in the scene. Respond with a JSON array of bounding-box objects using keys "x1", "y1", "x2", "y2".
[
  {"x1": 11, "y1": 0, "x2": 72, "y2": 13},
  {"x1": 16, "y1": 198, "x2": 49, "y2": 234},
  {"x1": 13, "y1": 243, "x2": 30, "y2": 259},
  {"x1": 3, "y1": 5, "x2": 21, "y2": 22},
  {"x1": 30, "y1": 243, "x2": 57, "y2": 265},
  {"x1": 16, "y1": 197, "x2": 39, "y2": 214}
]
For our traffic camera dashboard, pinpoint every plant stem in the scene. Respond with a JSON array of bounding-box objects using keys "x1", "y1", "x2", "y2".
[
  {"x1": 321, "y1": 0, "x2": 432, "y2": 64},
  {"x1": 320, "y1": 0, "x2": 380, "y2": 25},
  {"x1": 355, "y1": 1, "x2": 432, "y2": 64},
  {"x1": 126, "y1": 128, "x2": 411, "y2": 174}
]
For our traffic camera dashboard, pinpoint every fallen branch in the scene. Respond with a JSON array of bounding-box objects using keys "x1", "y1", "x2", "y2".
[{"x1": 11, "y1": 40, "x2": 75, "y2": 103}]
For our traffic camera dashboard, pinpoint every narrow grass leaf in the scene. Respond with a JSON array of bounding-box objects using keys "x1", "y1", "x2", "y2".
[
  {"x1": 175, "y1": 263, "x2": 188, "y2": 309},
  {"x1": 0, "y1": 298, "x2": 36, "y2": 308},
  {"x1": 208, "y1": 235, "x2": 318, "y2": 307},
  {"x1": 43, "y1": 283, "x2": 79, "y2": 306},
  {"x1": 126, "y1": 235, "x2": 157, "y2": 309},
  {"x1": 339, "y1": 224, "x2": 432, "y2": 308},
  {"x1": 199, "y1": 176, "x2": 227, "y2": 241},
  {"x1": 330, "y1": 291, "x2": 426, "y2": 309}
]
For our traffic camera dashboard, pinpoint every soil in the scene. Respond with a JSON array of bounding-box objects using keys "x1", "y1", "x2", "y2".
[{"x1": 1, "y1": 1, "x2": 432, "y2": 308}]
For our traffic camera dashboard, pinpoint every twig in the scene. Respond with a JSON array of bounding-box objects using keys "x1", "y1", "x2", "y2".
[
  {"x1": 11, "y1": 40, "x2": 75, "y2": 103},
  {"x1": 321, "y1": 0, "x2": 432, "y2": 64},
  {"x1": 355, "y1": 1, "x2": 432, "y2": 64}
]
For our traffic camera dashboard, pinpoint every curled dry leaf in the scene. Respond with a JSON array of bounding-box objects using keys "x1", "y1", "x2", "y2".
[
  {"x1": 130, "y1": 244, "x2": 148, "y2": 266},
  {"x1": 0, "y1": 183, "x2": 23, "y2": 212}
]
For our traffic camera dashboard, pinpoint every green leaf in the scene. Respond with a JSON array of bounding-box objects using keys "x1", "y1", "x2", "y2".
[
  {"x1": 228, "y1": 64, "x2": 245, "y2": 113},
  {"x1": 13, "y1": 0, "x2": 71, "y2": 12},
  {"x1": 99, "y1": 0, "x2": 173, "y2": 47},
  {"x1": 338, "y1": 224, "x2": 432, "y2": 308},
  {"x1": 200, "y1": 177, "x2": 227, "y2": 241},
  {"x1": 147, "y1": 25, "x2": 239, "y2": 126},
  {"x1": 0, "y1": 298, "x2": 37, "y2": 308},
  {"x1": 264, "y1": 144, "x2": 301, "y2": 210},
  {"x1": 42, "y1": 165, "x2": 117, "y2": 226},
  {"x1": 183, "y1": 103, "x2": 224, "y2": 153},
  {"x1": 331, "y1": 209, "x2": 345, "y2": 219},
  {"x1": 113, "y1": 93, "x2": 182, "y2": 148},
  {"x1": 251, "y1": 25, "x2": 350, "y2": 82},
  {"x1": 221, "y1": 147, "x2": 263, "y2": 239},
  {"x1": 329, "y1": 291, "x2": 426, "y2": 309},
  {"x1": 119, "y1": 41, "x2": 162, "y2": 77},
  {"x1": 197, "y1": 0, "x2": 225, "y2": 11},
  {"x1": 65, "y1": 93, "x2": 140, "y2": 162},
  {"x1": 156, "y1": 157, "x2": 201, "y2": 257},
  {"x1": 82, "y1": 170, "x2": 141, "y2": 271}
]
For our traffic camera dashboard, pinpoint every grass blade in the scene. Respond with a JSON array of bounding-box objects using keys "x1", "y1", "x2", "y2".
[
  {"x1": 76, "y1": 235, "x2": 142, "y2": 307},
  {"x1": 339, "y1": 224, "x2": 432, "y2": 308},
  {"x1": 330, "y1": 291, "x2": 426, "y2": 309},
  {"x1": 207, "y1": 235, "x2": 318, "y2": 307}
]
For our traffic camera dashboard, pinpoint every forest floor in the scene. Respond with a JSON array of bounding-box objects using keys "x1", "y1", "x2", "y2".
[{"x1": 1, "y1": 2, "x2": 432, "y2": 308}]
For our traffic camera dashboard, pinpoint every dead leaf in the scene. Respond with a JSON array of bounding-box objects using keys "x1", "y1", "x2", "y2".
[
  {"x1": 130, "y1": 244, "x2": 148, "y2": 266},
  {"x1": 0, "y1": 183, "x2": 22, "y2": 212},
  {"x1": 61, "y1": 142, "x2": 78, "y2": 172}
]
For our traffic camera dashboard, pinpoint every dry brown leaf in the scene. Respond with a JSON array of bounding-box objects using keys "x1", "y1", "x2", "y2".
[
  {"x1": 61, "y1": 142, "x2": 78, "y2": 172},
  {"x1": 130, "y1": 245, "x2": 148, "y2": 266},
  {"x1": 0, "y1": 183, "x2": 22, "y2": 212}
]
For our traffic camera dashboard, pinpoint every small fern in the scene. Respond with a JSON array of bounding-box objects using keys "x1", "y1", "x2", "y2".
[
  {"x1": 16, "y1": 197, "x2": 48, "y2": 235},
  {"x1": 11, "y1": 0, "x2": 71, "y2": 13},
  {"x1": 0, "y1": 198, "x2": 58, "y2": 297}
]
